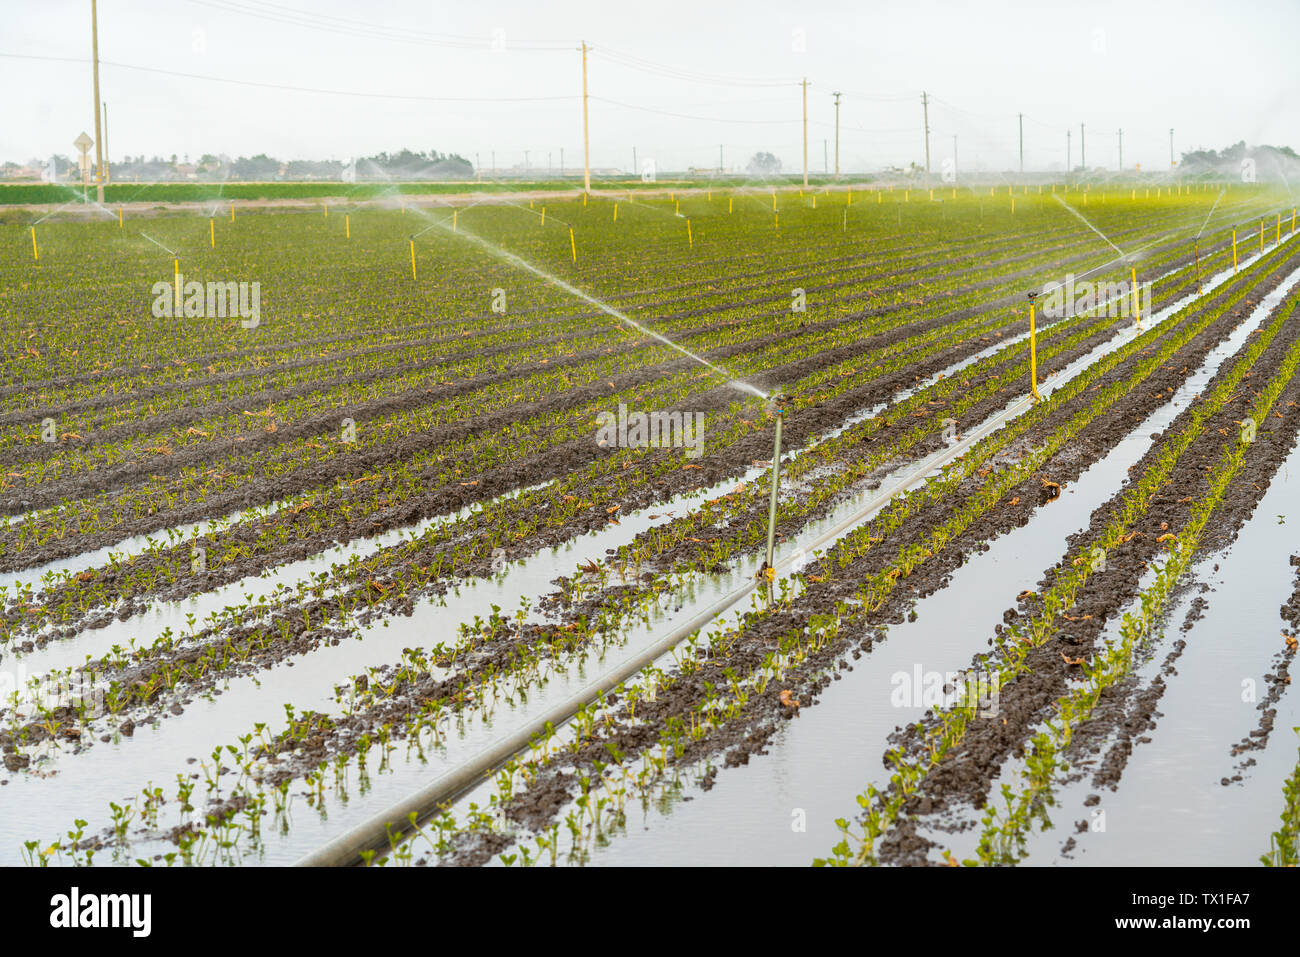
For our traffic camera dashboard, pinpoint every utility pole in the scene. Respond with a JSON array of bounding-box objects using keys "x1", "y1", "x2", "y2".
[
  {"x1": 1118, "y1": 128, "x2": 1123, "y2": 171},
  {"x1": 1018, "y1": 112, "x2": 1023, "y2": 175},
  {"x1": 922, "y1": 91, "x2": 931, "y2": 177},
  {"x1": 1169, "y1": 128, "x2": 1175, "y2": 167},
  {"x1": 91, "y1": 0, "x2": 105, "y2": 203},
  {"x1": 581, "y1": 40, "x2": 591, "y2": 193},
  {"x1": 632, "y1": 146, "x2": 637, "y2": 176},
  {"x1": 801, "y1": 77, "x2": 809, "y2": 187},
  {"x1": 832, "y1": 91, "x2": 841, "y2": 181},
  {"x1": 1080, "y1": 122, "x2": 1085, "y2": 170},
  {"x1": 102, "y1": 101, "x2": 110, "y2": 182}
]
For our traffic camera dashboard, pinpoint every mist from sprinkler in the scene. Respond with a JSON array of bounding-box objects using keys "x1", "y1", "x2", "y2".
[
  {"x1": 400, "y1": 200, "x2": 767, "y2": 400},
  {"x1": 1194, "y1": 189, "x2": 1227, "y2": 240},
  {"x1": 29, "y1": 181, "x2": 121, "y2": 226},
  {"x1": 1052, "y1": 193, "x2": 1125, "y2": 258},
  {"x1": 138, "y1": 232, "x2": 178, "y2": 257}
]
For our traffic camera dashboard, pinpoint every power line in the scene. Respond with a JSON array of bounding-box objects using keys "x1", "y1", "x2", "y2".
[
  {"x1": 0, "y1": 51, "x2": 577, "y2": 102},
  {"x1": 831, "y1": 88, "x2": 919, "y2": 102},
  {"x1": 593, "y1": 46, "x2": 798, "y2": 88},
  {"x1": 591, "y1": 96, "x2": 799, "y2": 125},
  {"x1": 186, "y1": 0, "x2": 569, "y2": 50}
]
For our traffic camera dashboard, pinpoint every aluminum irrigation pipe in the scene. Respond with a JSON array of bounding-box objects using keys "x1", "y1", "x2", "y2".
[
  {"x1": 295, "y1": 560, "x2": 764, "y2": 866},
  {"x1": 764, "y1": 401, "x2": 786, "y2": 572},
  {"x1": 296, "y1": 389, "x2": 1036, "y2": 866}
]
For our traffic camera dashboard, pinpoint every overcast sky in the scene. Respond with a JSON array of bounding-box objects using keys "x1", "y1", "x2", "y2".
[{"x1": 3, "y1": 0, "x2": 1297, "y2": 174}]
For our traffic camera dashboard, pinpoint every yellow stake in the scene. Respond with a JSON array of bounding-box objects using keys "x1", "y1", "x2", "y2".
[
  {"x1": 1277, "y1": 214, "x2": 1282, "y2": 245},
  {"x1": 583, "y1": 192, "x2": 587, "y2": 206},
  {"x1": 1232, "y1": 230, "x2": 1238, "y2": 273},
  {"x1": 729, "y1": 196, "x2": 733, "y2": 214},
  {"x1": 952, "y1": 188, "x2": 956, "y2": 199},
  {"x1": 613, "y1": 203, "x2": 618, "y2": 222},
  {"x1": 323, "y1": 203, "x2": 328, "y2": 217},
  {"x1": 929, "y1": 189, "x2": 933, "y2": 201},
  {"x1": 1011, "y1": 198, "x2": 1015, "y2": 215},
  {"x1": 1029, "y1": 302, "x2": 1041, "y2": 402},
  {"x1": 210, "y1": 218, "x2": 215, "y2": 247},
  {"x1": 230, "y1": 204, "x2": 235, "y2": 222},
  {"x1": 30, "y1": 226, "x2": 38, "y2": 261},
  {"x1": 675, "y1": 200, "x2": 679, "y2": 215},
  {"x1": 1261, "y1": 220, "x2": 1265, "y2": 252},
  {"x1": 1132, "y1": 189, "x2": 1135, "y2": 200},
  {"x1": 118, "y1": 205, "x2": 123, "y2": 226},
  {"x1": 569, "y1": 227, "x2": 576, "y2": 262},
  {"x1": 877, "y1": 191, "x2": 881, "y2": 204},
  {"x1": 774, "y1": 211, "x2": 779, "y2": 230},
  {"x1": 541, "y1": 207, "x2": 545, "y2": 226},
  {"x1": 1131, "y1": 266, "x2": 1140, "y2": 325},
  {"x1": 772, "y1": 192, "x2": 776, "y2": 211},
  {"x1": 708, "y1": 190, "x2": 711, "y2": 201},
  {"x1": 410, "y1": 240, "x2": 417, "y2": 280},
  {"x1": 345, "y1": 214, "x2": 350, "y2": 239},
  {"x1": 905, "y1": 189, "x2": 909, "y2": 202},
  {"x1": 812, "y1": 194, "x2": 817, "y2": 209},
  {"x1": 687, "y1": 219, "x2": 693, "y2": 247},
  {"x1": 174, "y1": 258, "x2": 181, "y2": 312},
  {"x1": 848, "y1": 187, "x2": 852, "y2": 205}
]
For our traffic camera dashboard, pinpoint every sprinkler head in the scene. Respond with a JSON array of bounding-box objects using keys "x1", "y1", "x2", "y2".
[
  {"x1": 1026, "y1": 290, "x2": 1038, "y2": 301},
  {"x1": 768, "y1": 391, "x2": 794, "y2": 416}
]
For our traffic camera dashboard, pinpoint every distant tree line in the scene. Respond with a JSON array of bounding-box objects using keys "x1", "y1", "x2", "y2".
[
  {"x1": 1, "y1": 148, "x2": 476, "y2": 182},
  {"x1": 1179, "y1": 141, "x2": 1298, "y2": 179}
]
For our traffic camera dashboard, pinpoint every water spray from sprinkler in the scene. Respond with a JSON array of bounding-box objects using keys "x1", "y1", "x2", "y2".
[
  {"x1": 1053, "y1": 193, "x2": 1125, "y2": 258},
  {"x1": 409, "y1": 208, "x2": 767, "y2": 400}
]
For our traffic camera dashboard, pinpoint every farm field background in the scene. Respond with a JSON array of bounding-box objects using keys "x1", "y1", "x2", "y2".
[{"x1": 3, "y1": 181, "x2": 1300, "y2": 868}]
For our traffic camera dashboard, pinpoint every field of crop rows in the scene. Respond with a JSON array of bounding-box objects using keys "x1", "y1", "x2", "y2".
[{"x1": 4, "y1": 182, "x2": 1300, "y2": 867}]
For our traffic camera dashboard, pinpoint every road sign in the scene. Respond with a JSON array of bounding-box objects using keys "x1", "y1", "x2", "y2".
[{"x1": 74, "y1": 132, "x2": 94, "y2": 184}]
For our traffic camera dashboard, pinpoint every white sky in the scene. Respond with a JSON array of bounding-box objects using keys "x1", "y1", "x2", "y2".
[{"x1": 2, "y1": 0, "x2": 1297, "y2": 174}]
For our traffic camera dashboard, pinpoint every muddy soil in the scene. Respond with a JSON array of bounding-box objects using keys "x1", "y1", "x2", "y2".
[
  {"x1": 877, "y1": 292, "x2": 1300, "y2": 865},
  {"x1": 105, "y1": 236, "x2": 1300, "y2": 857}
]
